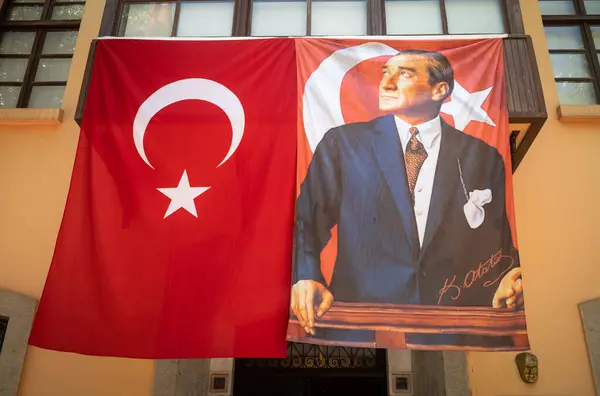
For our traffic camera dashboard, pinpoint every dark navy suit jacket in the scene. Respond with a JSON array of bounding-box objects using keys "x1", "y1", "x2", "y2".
[{"x1": 294, "y1": 114, "x2": 520, "y2": 310}]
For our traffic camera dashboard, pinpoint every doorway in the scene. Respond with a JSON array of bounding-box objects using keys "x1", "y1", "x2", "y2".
[{"x1": 233, "y1": 343, "x2": 388, "y2": 396}]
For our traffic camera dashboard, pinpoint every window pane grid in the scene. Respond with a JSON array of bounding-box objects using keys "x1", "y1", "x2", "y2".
[
  {"x1": 178, "y1": 1, "x2": 235, "y2": 37},
  {"x1": 555, "y1": 81, "x2": 598, "y2": 103},
  {"x1": 0, "y1": 1, "x2": 77, "y2": 107},
  {"x1": 540, "y1": 0, "x2": 577, "y2": 15},
  {"x1": 445, "y1": 0, "x2": 507, "y2": 34},
  {"x1": 251, "y1": 0, "x2": 307, "y2": 36},
  {"x1": 550, "y1": 49, "x2": 596, "y2": 79},
  {"x1": 50, "y1": 4, "x2": 85, "y2": 20},
  {"x1": 117, "y1": 0, "x2": 235, "y2": 37},
  {"x1": 0, "y1": 12, "x2": 79, "y2": 108},
  {"x1": 114, "y1": 0, "x2": 516, "y2": 37},
  {"x1": 310, "y1": 0, "x2": 367, "y2": 36},
  {"x1": 6, "y1": 4, "x2": 44, "y2": 21},
  {"x1": 385, "y1": 0, "x2": 443, "y2": 35},
  {"x1": 384, "y1": 0, "x2": 506, "y2": 35},
  {"x1": 3, "y1": 0, "x2": 85, "y2": 22},
  {"x1": 28, "y1": 85, "x2": 65, "y2": 107},
  {"x1": 540, "y1": 0, "x2": 600, "y2": 16},
  {"x1": 585, "y1": 0, "x2": 600, "y2": 14},
  {"x1": 250, "y1": 0, "x2": 367, "y2": 37},
  {"x1": 542, "y1": 2, "x2": 600, "y2": 104},
  {"x1": 0, "y1": 86, "x2": 21, "y2": 107},
  {"x1": 0, "y1": 58, "x2": 29, "y2": 82}
]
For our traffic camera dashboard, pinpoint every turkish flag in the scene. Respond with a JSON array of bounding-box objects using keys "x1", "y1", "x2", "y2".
[{"x1": 29, "y1": 38, "x2": 297, "y2": 358}]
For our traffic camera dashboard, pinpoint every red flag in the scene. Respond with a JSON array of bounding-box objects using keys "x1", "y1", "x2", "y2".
[{"x1": 29, "y1": 38, "x2": 297, "y2": 359}]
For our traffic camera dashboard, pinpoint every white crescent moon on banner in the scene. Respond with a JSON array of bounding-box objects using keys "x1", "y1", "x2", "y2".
[
  {"x1": 302, "y1": 42, "x2": 398, "y2": 153},
  {"x1": 133, "y1": 78, "x2": 245, "y2": 169}
]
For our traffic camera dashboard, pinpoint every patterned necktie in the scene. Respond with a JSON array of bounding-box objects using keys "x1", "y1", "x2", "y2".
[{"x1": 404, "y1": 126, "x2": 428, "y2": 202}]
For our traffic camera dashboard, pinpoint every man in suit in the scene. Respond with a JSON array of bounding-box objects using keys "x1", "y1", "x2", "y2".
[{"x1": 291, "y1": 49, "x2": 524, "y2": 345}]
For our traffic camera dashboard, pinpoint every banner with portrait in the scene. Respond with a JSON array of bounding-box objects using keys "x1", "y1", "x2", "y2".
[{"x1": 288, "y1": 37, "x2": 529, "y2": 351}]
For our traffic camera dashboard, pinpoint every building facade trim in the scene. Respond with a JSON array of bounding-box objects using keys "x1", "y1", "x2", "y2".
[
  {"x1": 557, "y1": 105, "x2": 600, "y2": 122},
  {"x1": 0, "y1": 109, "x2": 63, "y2": 126},
  {"x1": 0, "y1": 289, "x2": 37, "y2": 396}
]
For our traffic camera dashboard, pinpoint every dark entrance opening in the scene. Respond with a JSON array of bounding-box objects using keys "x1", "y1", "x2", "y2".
[{"x1": 233, "y1": 342, "x2": 388, "y2": 396}]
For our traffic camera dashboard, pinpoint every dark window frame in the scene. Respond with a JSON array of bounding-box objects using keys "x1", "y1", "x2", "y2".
[
  {"x1": 0, "y1": 0, "x2": 83, "y2": 108},
  {"x1": 106, "y1": 0, "x2": 525, "y2": 38},
  {"x1": 541, "y1": 0, "x2": 600, "y2": 103}
]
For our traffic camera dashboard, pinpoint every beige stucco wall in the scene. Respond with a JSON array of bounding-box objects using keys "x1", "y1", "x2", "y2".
[
  {"x1": 0, "y1": 1, "x2": 154, "y2": 395},
  {"x1": 1, "y1": 0, "x2": 599, "y2": 395},
  {"x1": 467, "y1": 1, "x2": 600, "y2": 395}
]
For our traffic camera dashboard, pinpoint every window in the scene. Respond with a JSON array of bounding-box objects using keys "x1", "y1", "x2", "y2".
[
  {"x1": 251, "y1": 0, "x2": 306, "y2": 36},
  {"x1": 0, "y1": 0, "x2": 84, "y2": 109},
  {"x1": 117, "y1": 0, "x2": 235, "y2": 37},
  {"x1": 540, "y1": 0, "x2": 600, "y2": 105},
  {"x1": 110, "y1": 0, "x2": 513, "y2": 38},
  {"x1": 386, "y1": 0, "x2": 507, "y2": 35}
]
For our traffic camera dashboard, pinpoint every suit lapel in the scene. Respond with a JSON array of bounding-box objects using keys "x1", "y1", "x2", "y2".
[
  {"x1": 371, "y1": 115, "x2": 420, "y2": 257},
  {"x1": 419, "y1": 121, "x2": 465, "y2": 259}
]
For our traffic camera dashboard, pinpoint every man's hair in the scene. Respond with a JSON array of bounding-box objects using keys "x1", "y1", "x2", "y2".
[{"x1": 395, "y1": 49, "x2": 454, "y2": 101}]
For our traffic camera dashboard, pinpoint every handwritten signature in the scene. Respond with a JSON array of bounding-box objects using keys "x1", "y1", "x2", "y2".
[{"x1": 437, "y1": 249, "x2": 515, "y2": 305}]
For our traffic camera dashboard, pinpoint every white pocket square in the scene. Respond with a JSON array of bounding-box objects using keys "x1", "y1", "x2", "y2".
[{"x1": 463, "y1": 189, "x2": 492, "y2": 229}]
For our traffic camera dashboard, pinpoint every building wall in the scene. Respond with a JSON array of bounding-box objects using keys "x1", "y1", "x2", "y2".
[
  {"x1": 1, "y1": 1, "x2": 599, "y2": 395},
  {"x1": 467, "y1": 1, "x2": 600, "y2": 395},
  {"x1": 0, "y1": 1, "x2": 154, "y2": 395}
]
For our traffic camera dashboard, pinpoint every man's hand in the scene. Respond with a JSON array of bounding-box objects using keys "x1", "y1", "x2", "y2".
[
  {"x1": 492, "y1": 268, "x2": 524, "y2": 310},
  {"x1": 290, "y1": 280, "x2": 334, "y2": 335}
]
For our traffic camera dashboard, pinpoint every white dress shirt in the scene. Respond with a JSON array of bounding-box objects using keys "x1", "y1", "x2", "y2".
[{"x1": 394, "y1": 115, "x2": 442, "y2": 247}]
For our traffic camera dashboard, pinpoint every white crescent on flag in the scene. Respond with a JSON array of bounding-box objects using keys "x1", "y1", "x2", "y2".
[
  {"x1": 132, "y1": 78, "x2": 246, "y2": 218},
  {"x1": 133, "y1": 78, "x2": 245, "y2": 169}
]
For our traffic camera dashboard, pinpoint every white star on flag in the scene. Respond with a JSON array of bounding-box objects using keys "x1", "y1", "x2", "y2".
[
  {"x1": 157, "y1": 170, "x2": 209, "y2": 219},
  {"x1": 441, "y1": 81, "x2": 496, "y2": 131}
]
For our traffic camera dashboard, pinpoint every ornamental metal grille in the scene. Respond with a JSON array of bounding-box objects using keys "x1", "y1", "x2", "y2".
[{"x1": 239, "y1": 342, "x2": 381, "y2": 370}]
